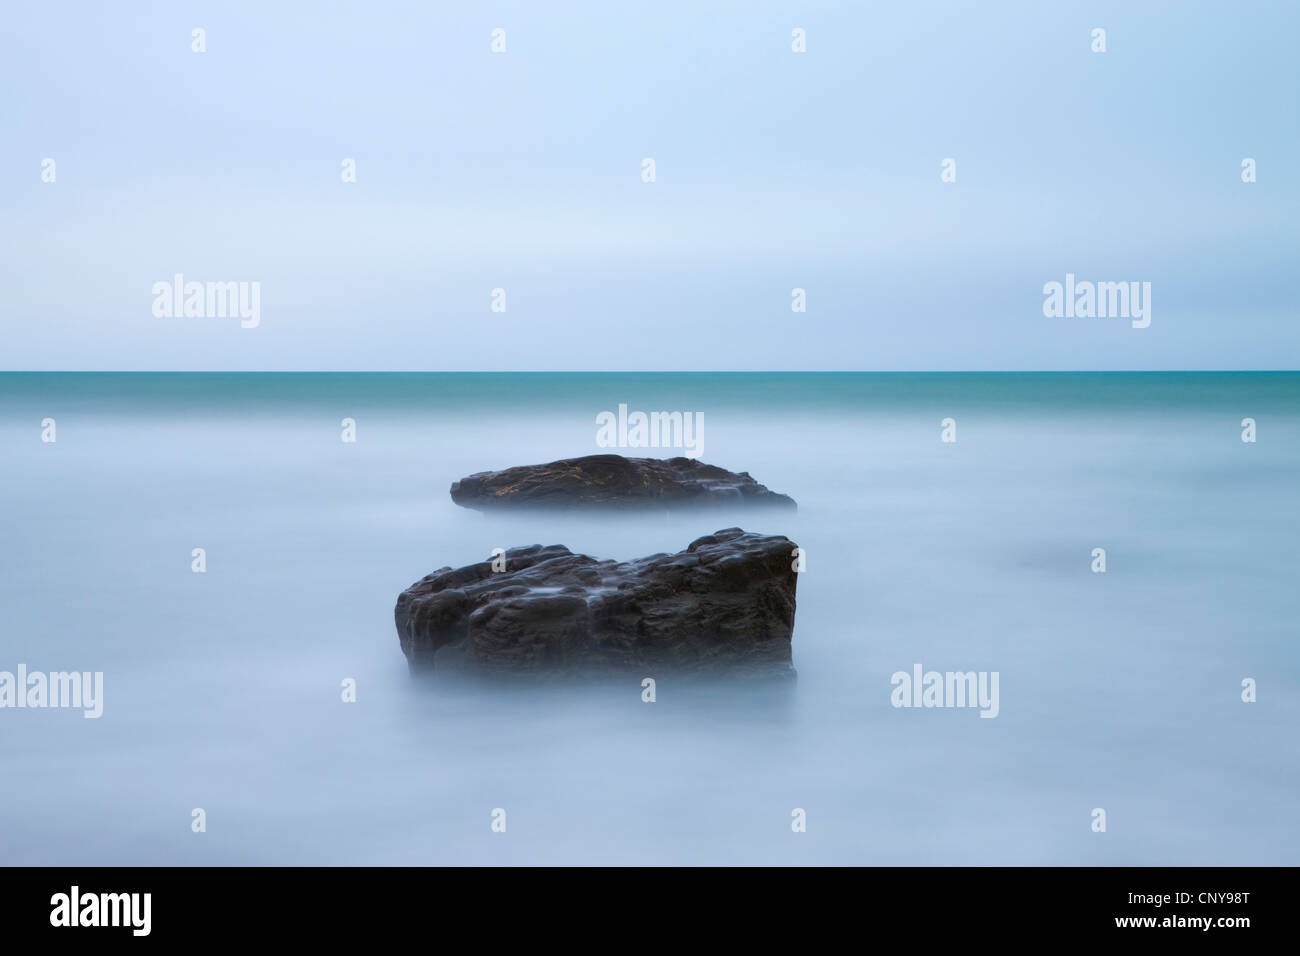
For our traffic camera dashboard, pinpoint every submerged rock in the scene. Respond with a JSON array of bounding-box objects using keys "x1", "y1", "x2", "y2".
[
  {"x1": 395, "y1": 528, "x2": 799, "y2": 679},
  {"x1": 449, "y1": 454, "x2": 796, "y2": 512}
]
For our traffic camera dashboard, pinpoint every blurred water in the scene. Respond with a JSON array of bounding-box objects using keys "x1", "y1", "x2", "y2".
[{"x1": 1, "y1": 372, "x2": 1297, "y2": 865}]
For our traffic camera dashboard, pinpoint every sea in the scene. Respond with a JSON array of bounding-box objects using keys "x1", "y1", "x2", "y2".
[{"x1": 0, "y1": 372, "x2": 1296, "y2": 865}]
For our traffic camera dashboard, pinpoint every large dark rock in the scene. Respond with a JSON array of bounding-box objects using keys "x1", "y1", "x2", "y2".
[
  {"x1": 449, "y1": 454, "x2": 796, "y2": 512},
  {"x1": 395, "y1": 528, "x2": 799, "y2": 679}
]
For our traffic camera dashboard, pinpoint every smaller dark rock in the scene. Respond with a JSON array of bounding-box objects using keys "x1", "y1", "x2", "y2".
[{"x1": 449, "y1": 454, "x2": 796, "y2": 511}]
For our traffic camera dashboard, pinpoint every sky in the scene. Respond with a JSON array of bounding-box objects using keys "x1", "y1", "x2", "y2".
[{"x1": 1, "y1": 0, "x2": 1296, "y2": 371}]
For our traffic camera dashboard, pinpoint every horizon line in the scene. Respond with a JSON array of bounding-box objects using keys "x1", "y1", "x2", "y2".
[{"x1": 2, "y1": 369, "x2": 1298, "y2": 376}]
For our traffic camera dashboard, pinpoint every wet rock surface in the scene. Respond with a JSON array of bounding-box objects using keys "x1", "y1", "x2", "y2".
[
  {"x1": 395, "y1": 528, "x2": 799, "y2": 679},
  {"x1": 449, "y1": 454, "x2": 796, "y2": 512}
]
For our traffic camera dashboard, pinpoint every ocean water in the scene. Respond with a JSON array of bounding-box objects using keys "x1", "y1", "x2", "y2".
[{"x1": 0, "y1": 372, "x2": 1296, "y2": 866}]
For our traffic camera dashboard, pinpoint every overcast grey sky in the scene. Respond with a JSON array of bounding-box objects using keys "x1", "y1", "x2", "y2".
[{"x1": 1, "y1": 0, "x2": 1296, "y2": 370}]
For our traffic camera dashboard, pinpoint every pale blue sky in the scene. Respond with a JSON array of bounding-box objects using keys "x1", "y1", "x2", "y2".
[{"x1": 1, "y1": 0, "x2": 1296, "y2": 370}]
